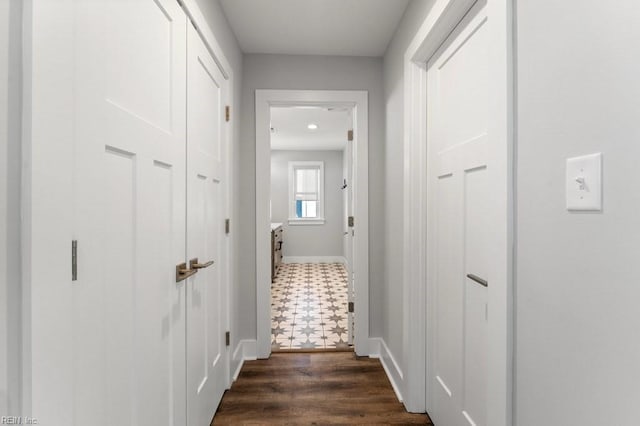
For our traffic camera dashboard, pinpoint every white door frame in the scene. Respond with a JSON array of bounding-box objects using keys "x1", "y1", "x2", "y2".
[
  {"x1": 402, "y1": 0, "x2": 514, "y2": 423},
  {"x1": 255, "y1": 89, "x2": 369, "y2": 358}
]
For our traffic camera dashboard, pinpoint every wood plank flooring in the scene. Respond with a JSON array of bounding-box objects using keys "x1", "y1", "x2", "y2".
[{"x1": 211, "y1": 352, "x2": 433, "y2": 425}]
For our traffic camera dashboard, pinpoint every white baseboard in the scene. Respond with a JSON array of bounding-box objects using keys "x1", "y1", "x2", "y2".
[
  {"x1": 283, "y1": 256, "x2": 346, "y2": 264},
  {"x1": 369, "y1": 337, "x2": 404, "y2": 403},
  {"x1": 231, "y1": 339, "x2": 257, "y2": 382}
]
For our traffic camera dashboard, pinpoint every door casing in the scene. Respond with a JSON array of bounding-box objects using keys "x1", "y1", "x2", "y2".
[
  {"x1": 255, "y1": 89, "x2": 370, "y2": 358},
  {"x1": 402, "y1": 0, "x2": 514, "y2": 423}
]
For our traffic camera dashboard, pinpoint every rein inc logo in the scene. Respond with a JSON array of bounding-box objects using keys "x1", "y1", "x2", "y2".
[{"x1": 1, "y1": 417, "x2": 39, "y2": 425}]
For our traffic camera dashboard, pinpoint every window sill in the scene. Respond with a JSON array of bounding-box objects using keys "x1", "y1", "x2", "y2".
[{"x1": 288, "y1": 218, "x2": 326, "y2": 226}]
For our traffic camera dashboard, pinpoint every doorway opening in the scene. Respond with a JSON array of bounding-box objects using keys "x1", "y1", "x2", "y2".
[
  {"x1": 269, "y1": 106, "x2": 353, "y2": 351},
  {"x1": 255, "y1": 90, "x2": 370, "y2": 359}
]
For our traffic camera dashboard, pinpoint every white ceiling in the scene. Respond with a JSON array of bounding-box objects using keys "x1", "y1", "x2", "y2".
[
  {"x1": 218, "y1": 0, "x2": 411, "y2": 57},
  {"x1": 270, "y1": 107, "x2": 351, "y2": 151}
]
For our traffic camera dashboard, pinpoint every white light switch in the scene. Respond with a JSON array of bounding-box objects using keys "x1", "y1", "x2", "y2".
[{"x1": 566, "y1": 153, "x2": 602, "y2": 211}]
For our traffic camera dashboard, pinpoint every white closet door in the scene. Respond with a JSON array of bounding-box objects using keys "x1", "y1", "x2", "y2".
[
  {"x1": 426, "y1": 3, "x2": 490, "y2": 426},
  {"x1": 72, "y1": 1, "x2": 188, "y2": 425},
  {"x1": 186, "y1": 22, "x2": 229, "y2": 426}
]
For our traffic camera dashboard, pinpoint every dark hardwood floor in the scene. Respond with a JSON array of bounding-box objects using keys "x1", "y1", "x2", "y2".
[{"x1": 212, "y1": 351, "x2": 433, "y2": 425}]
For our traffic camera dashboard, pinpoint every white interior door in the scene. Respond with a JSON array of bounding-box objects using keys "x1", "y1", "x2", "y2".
[
  {"x1": 426, "y1": 3, "x2": 490, "y2": 426},
  {"x1": 186, "y1": 22, "x2": 229, "y2": 426},
  {"x1": 72, "y1": 1, "x2": 188, "y2": 425}
]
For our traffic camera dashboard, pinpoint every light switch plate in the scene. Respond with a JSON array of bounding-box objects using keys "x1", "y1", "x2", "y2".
[{"x1": 566, "y1": 153, "x2": 602, "y2": 211}]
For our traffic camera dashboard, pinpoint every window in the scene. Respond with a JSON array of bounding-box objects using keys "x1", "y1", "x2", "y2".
[{"x1": 288, "y1": 161, "x2": 325, "y2": 225}]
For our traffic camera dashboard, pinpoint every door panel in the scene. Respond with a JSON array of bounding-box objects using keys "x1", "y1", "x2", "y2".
[
  {"x1": 103, "y1": 149, "x2": 136, "y2": 422},
  {"x1": 105, "y1": 0, "x2": 174, "y2": 131},
  {"x1": 186, "y1": 23, "x2": 229, "y2": 426},
  {"x1": 73, "y1": 1, "x2": 187, "y2": 425},
  {"x1": 435, "y1": 18, "x2": 488, "y2": 151},
  {"x1": 191, "y1": 63, "x2": 221, "y2": 159},
  {"x1": 433, "y1": 170, "x2": 463, "y2": 426},
  {"x1": 427, "y1": 4, "x2": 489, "y2": 426},
  {"x1": 463, "y1": 164, "x2": 489, "y2": 426}
]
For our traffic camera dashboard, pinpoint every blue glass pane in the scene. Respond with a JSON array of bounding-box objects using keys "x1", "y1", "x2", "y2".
[{"x1": 296, "y1": 200, "x2": 302, "y2": 218}]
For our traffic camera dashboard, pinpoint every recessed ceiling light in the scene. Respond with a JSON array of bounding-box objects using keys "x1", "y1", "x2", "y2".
[{"x1": 307, "y1": 123, "x2": 318, "y2": 130}]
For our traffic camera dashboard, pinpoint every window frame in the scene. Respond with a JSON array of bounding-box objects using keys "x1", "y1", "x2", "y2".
[{"x1": 288, "y1": 160, "x2": 325, "y2": 225}]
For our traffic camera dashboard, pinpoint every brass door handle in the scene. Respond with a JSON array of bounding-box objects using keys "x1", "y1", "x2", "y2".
[
  {"x1": 190, "y1": 258, "x2": 214, "y2": 270},
  {"x1": 176, "y1": 262, "x2": 197, "y2": 282}
]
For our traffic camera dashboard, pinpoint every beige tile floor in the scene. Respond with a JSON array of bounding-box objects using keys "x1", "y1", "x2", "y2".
[{"x1": 271, "y1": 263, "x2": 351, "y2": 350}]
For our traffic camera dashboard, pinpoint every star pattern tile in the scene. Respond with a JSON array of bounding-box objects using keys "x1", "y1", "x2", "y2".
[{"x1": 271, "y1": 263, "x2": 352, "y2": 351}]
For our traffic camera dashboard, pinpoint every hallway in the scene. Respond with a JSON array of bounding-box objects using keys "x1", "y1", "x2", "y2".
[
  {"x1": 212, "y1": 352, "x2": 432, "y2": 425},
  {"x1": 4, "y1": 0, "x2": 640, "y2": 425}
]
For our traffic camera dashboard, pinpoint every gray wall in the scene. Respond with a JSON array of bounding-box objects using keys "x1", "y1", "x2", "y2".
[
  {"x1": 382, "y1": 0, "x2": 435, "y2": 393},
  {"x1": 0, "y1": 0, "x2": 22, "y2": 416},
  {"x1": 516, "y1": 1, "x2": 640, "y2": 424},
  {"x1": 239, "y1": 54, "x2": 384, "y2": 341},
  {"x1": 192, "y1": 0, "x2": 244, "y2": 371},
  {"x1": 271, "y1": 150, "x2": 344, "y2": 258}
]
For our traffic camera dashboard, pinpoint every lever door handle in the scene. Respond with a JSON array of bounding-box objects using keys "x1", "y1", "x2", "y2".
[
  {"x1": 176, "y1": 262, "x2": 197, "y2": 282},
  {"x1": 190, "y1": 258, "x2": 214, "y2": 270}
]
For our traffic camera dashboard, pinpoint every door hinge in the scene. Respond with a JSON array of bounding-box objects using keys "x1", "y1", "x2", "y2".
[
  {"x1": 71, "y1": 240, "x2": 78, "y2": 281},
  {"x1": 348, "y1": 216, "x2": 354, "y2": 227},
  {"x1": 347, "y1": 130, "x2": 353, "y2": 141},
  {"x1": 348, "y1": 301, "x2": 354, "y2": 313},
  {"x1": 225, "y1": 218, "x2": 230, "y2": 234},
  {"x1": 225, "y1": 331, "x2": 230, "y2": 346},
  {"x1": 225, "y1": 105, "x2": 230, "y2": 122}
]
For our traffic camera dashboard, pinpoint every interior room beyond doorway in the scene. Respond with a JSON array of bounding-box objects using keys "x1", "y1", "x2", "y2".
[{"x1": 269, "y1": 106, "x2": 353, "y2": 351}]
